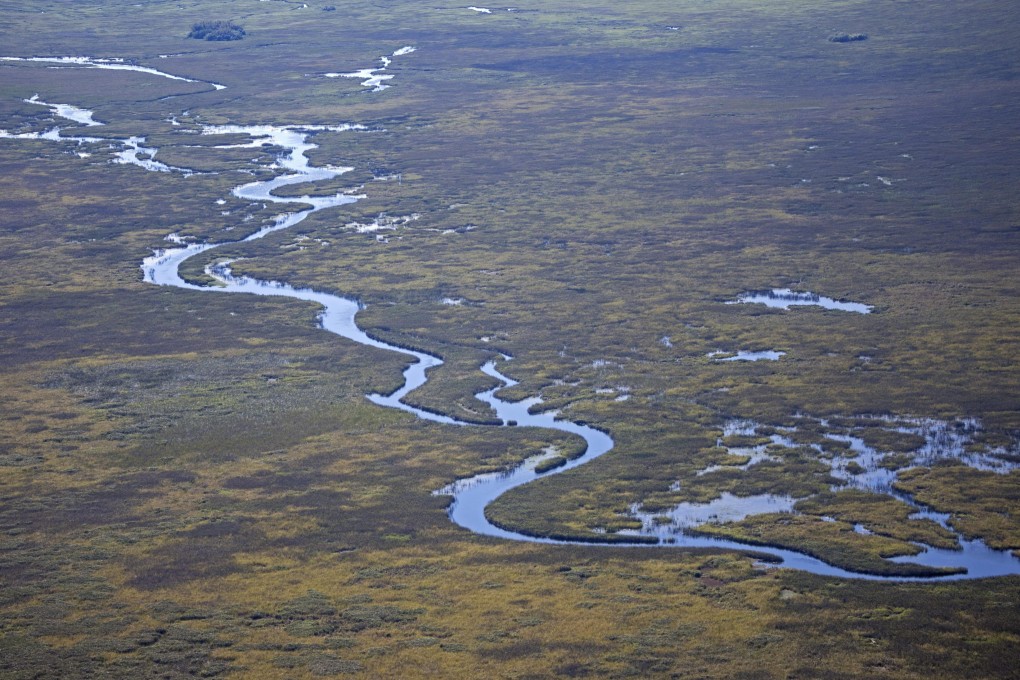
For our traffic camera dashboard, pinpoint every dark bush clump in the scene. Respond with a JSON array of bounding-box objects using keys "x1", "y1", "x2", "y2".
[
  {"x1": 829, "y1": 32, "x2": 868, "y2": 43},
  {"x1": 189, "y1": 21, "x2": 246, "y2": 41}
]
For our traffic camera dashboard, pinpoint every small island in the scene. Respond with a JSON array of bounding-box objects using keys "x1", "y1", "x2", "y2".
[
  {"x1": 188, "y1": 20, "x2": 245, "y2": 41},
  {"x1": 829, "y1": 32, "x2": 868, "y2": 42}
]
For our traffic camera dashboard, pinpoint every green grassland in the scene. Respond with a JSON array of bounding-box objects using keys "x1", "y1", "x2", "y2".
[{"x1": 1, "y1": 0, "x2": 1019, "y2": 677}]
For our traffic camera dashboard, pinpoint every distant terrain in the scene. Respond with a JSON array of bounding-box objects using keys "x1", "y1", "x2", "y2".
[{"x1": 1, "y1": 0, "x2": 1018, "y2": 677}]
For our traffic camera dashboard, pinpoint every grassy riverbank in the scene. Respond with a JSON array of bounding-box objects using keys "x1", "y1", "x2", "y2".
[{"x1": 1, "y1": 0, "x2": 1018, "y2": 677}]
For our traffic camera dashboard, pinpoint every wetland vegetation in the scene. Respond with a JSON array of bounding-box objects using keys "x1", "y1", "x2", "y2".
[
  {"x1": 1, "y1": 0, "x2": 1018, "y2": 677},
  {"x1": 188, "y1": 21, "x2": 247, "y2": 42}
]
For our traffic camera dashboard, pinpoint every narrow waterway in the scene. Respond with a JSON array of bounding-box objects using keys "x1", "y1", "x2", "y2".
[
  {"x1": 0, "y1": 55, "x2": 226, "y2": 91},
  {"x1": 140, "y1": 122, "x2": 1020, "y2": 581},
  {"x1": 5, "y1": 87, "x2": 1019, "y2": 581}
]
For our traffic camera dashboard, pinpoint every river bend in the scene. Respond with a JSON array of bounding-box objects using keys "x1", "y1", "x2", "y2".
[
  {"x1": 140, "y1": 123, "x2": 1020, "y2": 582},
  {"x1": 4, "y1": 80, "x2": 1019, "y2": 581}
]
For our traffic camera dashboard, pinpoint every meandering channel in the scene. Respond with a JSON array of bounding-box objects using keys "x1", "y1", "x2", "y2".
[
  {"x1": 5, "y1": 76, "x2": 1020, "y2": 581},
  {"x1": 139, "y1": 123, "x2": 1020, "y2": 582}
]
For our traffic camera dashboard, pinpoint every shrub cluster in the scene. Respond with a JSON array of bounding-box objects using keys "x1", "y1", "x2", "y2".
[
  {"x1": 829, "y1": 32, "x2": 868, "y2": 43},
  {"x1": 188, "y1": 20, "x2": 246, "y2": 41}
]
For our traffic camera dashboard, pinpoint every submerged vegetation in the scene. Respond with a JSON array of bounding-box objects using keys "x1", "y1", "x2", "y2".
[{"x1": 0, "y1": 0, "x2": 1018, "y2": 676}]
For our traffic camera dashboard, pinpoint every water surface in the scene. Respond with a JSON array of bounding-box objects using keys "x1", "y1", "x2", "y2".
[{"x1": 730, "y1": 288, "x2": 873, "y2": 313}]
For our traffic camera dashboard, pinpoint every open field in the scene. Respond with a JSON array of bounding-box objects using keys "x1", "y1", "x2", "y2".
[{"x1": 1, "y1": 0, "x2": 1019, "y2": 676}]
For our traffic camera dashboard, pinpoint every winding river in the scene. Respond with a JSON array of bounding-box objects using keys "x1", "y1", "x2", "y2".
[
  {"x1": 139, "y1": 123, "x2": 1020, "y2": 582},
  {"x1": 5, "y1": 64, "x2": 1020, "y2": 581}
]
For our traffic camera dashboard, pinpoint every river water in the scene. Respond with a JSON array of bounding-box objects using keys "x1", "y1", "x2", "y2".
[{"x1": 4, "y1": 74, "x2": 1019, "y2": 581}]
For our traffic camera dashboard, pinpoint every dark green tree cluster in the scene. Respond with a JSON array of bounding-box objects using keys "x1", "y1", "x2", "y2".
[{"x1": 188, "y1": 20, "x2": 245, "y2": 41}]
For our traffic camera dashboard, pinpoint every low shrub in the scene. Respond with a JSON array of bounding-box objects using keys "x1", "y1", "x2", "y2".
[
  {"x1": 829, "y1": 32, "x2": 868, "y2": 43},
  {"x1": 189, "y1": 20, "x2": 245, "y2": 41}
]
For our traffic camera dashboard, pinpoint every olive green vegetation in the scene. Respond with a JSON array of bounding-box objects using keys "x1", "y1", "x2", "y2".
[
  {"x1": 1, "y1": 0, "x2": 1019, "y2": 677},
  {"x1": 895, "y1": 466, "x2": 1020, "y2": 556}
]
